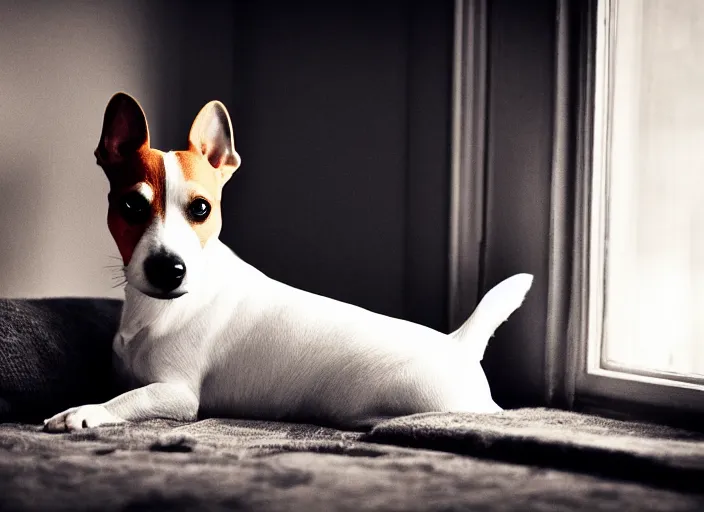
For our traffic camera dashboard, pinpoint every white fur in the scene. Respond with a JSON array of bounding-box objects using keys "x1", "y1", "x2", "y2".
[
  {"x1": 132, "y1": 181, "x2": 154, "y2": 203},
  {"x1": 45, "y1": 152, "x2": 533, "y2": 432}
]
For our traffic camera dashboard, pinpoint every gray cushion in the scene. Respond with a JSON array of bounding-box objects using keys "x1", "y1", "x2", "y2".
[
  {"x1": 0, "y1": 298, "x2": 122, "y2": 422},
  {"x1": 362, "y1": 407, "x2": 704, "y2": 493}
]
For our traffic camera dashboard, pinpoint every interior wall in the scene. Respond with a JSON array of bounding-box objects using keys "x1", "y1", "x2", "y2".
[
  {"x1": 223, "y1": 0, "x2": 408, "y2": 320},
  {"x1": 223, "y1": 0, "x2": 453, "y2": 327}
]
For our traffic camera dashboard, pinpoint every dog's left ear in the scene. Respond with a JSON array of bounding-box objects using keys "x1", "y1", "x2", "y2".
[
  {"x1": 188, "y1": 101, "x2": 241, "y2": 186},
  {"x1": 95, "y1": 92, "x2": 150, "y2": 169}
]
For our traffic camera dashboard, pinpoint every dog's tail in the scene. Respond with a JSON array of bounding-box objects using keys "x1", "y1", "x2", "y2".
[{"x1": 450, "y1": 273, "x2": 533, "y2": 360}]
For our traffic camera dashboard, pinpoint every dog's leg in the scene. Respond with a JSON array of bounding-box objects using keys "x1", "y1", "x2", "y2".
[{"x1": 43, "y1": 382, "x2": 198, "y2": 432}]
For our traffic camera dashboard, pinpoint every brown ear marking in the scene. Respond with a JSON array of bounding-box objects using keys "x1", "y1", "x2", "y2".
[
  {"x1": 188, "y1": 101, "x2": 241, "y2": 186},
  {"x1": 95, "y1": 92, "x2": 150, "y2": 169}
]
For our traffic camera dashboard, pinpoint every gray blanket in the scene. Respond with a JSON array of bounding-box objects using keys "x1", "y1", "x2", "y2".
[{"x1": 1, "y1": 409, "x2": 703, "y2": 511}]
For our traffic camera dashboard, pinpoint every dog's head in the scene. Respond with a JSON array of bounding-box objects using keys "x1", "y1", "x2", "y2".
[{"x1": 95, "y1": 93, "x2": 240, "y2": 299}]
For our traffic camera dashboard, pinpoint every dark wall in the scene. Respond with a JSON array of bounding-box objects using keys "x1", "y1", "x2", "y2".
[
  {"x1": 143, "y1": 1, "x2": 239, "y2": 151},
  {"x1": 221, "y1": 0, "x2": 454, "y2": 331}
]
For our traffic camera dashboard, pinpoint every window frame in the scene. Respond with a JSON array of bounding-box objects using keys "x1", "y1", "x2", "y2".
[
  {"x1": 451, "y1": 0, "x2": 704, "y2": 421},
  {"x1": 448, "y1": 0, "x2": 488, "y2": 332},
  {"x1": 557, "y1": 0, "x2": 704, "y2": 421}
]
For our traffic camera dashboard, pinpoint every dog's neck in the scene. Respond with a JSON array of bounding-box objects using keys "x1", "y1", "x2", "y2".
[{"x1": 117, "y1": 238, "x2": 256, "y2": 343}]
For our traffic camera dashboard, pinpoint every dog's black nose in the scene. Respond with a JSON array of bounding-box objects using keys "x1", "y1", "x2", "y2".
[{"x1": 143, "y1": 253, "x2": 186, "y2": 293}]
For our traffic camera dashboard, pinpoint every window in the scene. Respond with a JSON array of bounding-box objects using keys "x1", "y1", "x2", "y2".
[{"x1": 578, "y1": 0, "x2": 704, "y2": 411}]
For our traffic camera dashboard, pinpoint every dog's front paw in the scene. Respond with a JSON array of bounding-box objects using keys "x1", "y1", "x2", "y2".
[{"x1": 43, "y1": 405, "x2": 126, "y2": 432}]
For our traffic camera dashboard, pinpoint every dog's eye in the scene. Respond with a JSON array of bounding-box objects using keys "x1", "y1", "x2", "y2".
[
  {"x1": 118, "y1": 191, "x2": 151, "y2": 225},
  {"x1": 187, "y1": 198, "x2": 211, "y2": 222}
]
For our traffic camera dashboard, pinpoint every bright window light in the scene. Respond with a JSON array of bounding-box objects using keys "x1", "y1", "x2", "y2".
[{"x1": 591, "y1": 0, "x2": 704, "y2": 383}]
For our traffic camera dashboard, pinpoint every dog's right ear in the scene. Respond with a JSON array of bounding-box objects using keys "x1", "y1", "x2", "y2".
[{"x1": 95, "y1": 92, "x2": 150, "y2": 168}]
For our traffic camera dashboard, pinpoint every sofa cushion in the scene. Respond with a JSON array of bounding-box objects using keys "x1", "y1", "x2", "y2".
[{"x1": 0, "y1": 298, "x2": 122, "y2": 422}]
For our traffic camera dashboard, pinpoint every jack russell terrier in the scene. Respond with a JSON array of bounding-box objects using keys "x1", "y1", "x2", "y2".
[{"x1": 44, "y1": 93, "x2": 532, "y2": 432}]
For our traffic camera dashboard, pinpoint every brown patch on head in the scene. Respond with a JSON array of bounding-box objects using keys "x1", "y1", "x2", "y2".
[
  {"x1": 103, "y1": 148, "x2": 166, "y2": 265},
  {"x1": 174, "y1": 151, "x2": 223, "y2": 248}
]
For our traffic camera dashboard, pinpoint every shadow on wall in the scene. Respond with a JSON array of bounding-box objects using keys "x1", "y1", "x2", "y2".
[
  {"x1": 0, "y1": 0, "x2": 236, "y2": 298},
  {"x1": 0, "y1": 160, "x2": 47, "y2": 295}
]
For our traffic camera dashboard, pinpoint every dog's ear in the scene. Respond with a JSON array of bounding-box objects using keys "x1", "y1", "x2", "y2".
[
  {"x1": 95, "y1": 92, "x2": 150, "y2": 168},
  {"x1": 188, "y1": 101, "x2": 241, "y2": 186}
]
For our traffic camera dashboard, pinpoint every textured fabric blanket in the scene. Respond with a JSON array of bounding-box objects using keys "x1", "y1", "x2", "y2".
[{"x1": 1, "y1": 409, "x2": 703, "y2": 511}]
